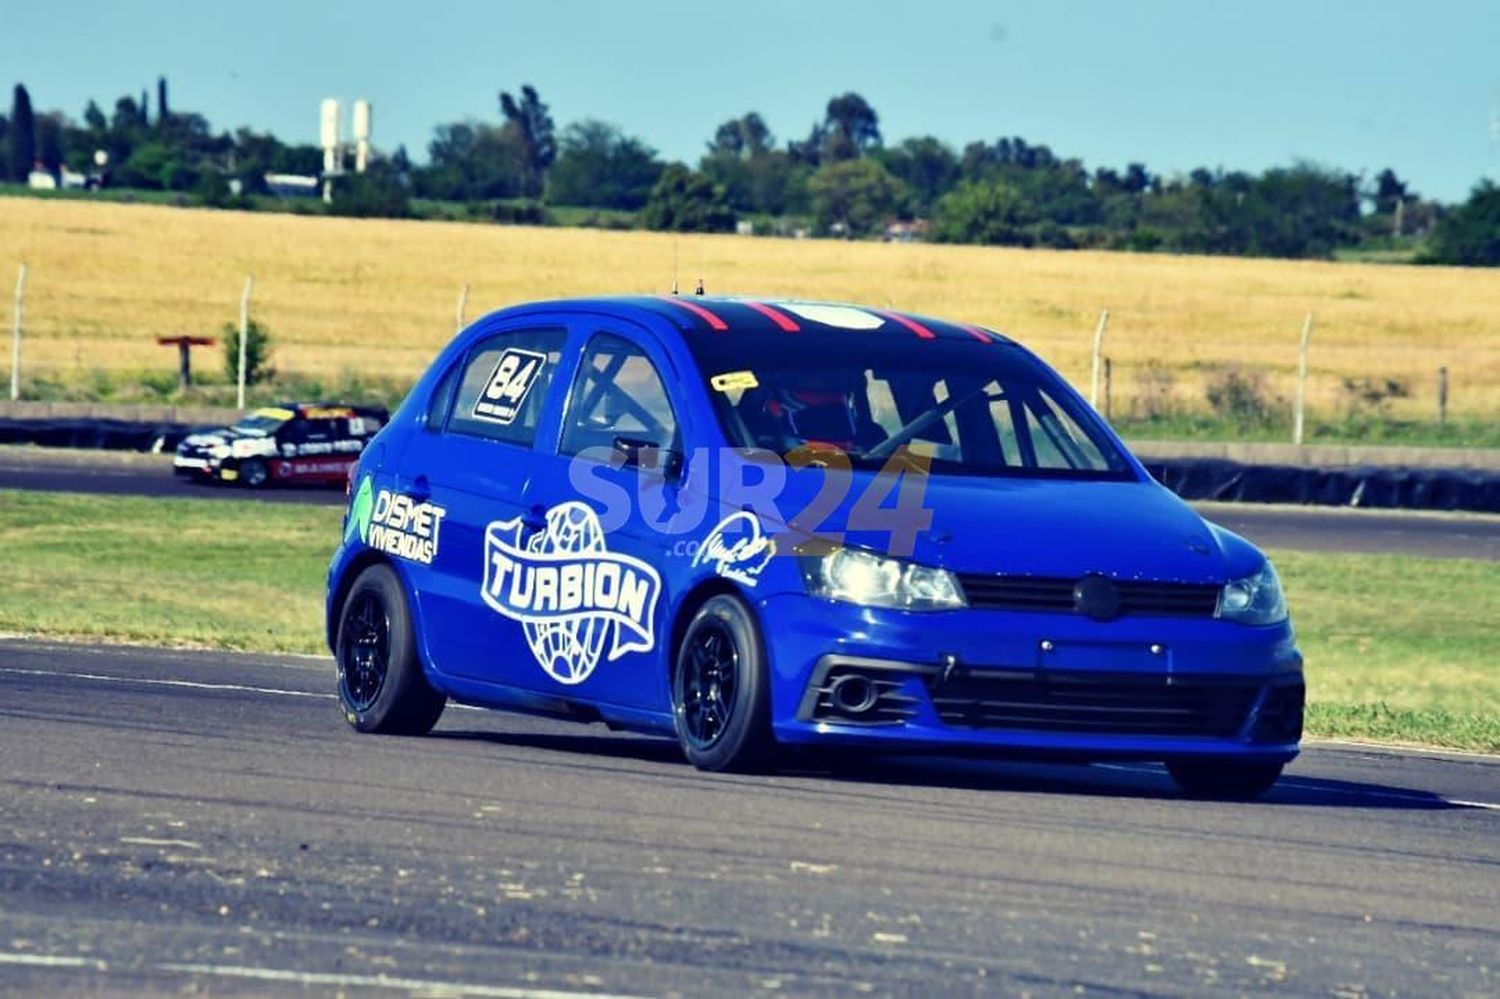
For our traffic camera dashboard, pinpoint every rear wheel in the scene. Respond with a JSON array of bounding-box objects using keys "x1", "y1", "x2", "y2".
[
  {"x1": 1166, "y1": 759, "x2": 1285, "y2": 800},
  {"x1": 671, "y1": 595, "x2": 774, "y2": 772},
  {"x1": 336, "y1": 564, "x2": 446, "y2": 735},
  {"x1": 239, "y1": 458, "x2": 269, "y2": 488}
]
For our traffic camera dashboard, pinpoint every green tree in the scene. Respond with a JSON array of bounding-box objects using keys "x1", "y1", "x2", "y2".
[
  {"x1": 223, "y1": 319, "x2": 273, "y2": 386},
  {"x1": 807, "y1": 158, "x2": 905, "y2": 236},
  {"x1": 547, "y1": 119, "x2": 662, "y2": 210},
  {"x1": 642, "y1": 164, "x2": 735, "y2": 232},
  {"x1": 156, "y1": 76, "x2": 170, "y2": 127},
  {"x1": 498, "y1": 84, "x2": 556, "y2": 199},
  {"x1": 8, "y1": 84, "x2": 35, "y2": 181},
  {"x1": 820, "y1": 93, "x2": 881, "y2": 162},
  {"x1": 416, "y1": 120, "x2": 526, "y2": 200},
  {"x1": 329, "y1": 167, "x2": 410, "y2": 218},
  {"x1": 1423, "y1": 181, "x2": 1500, "y2": 266},
  {"x1": 877, "y1": 136, "x2": 958, "y2": 214},
  {"x1": 932, "y1": 178, "x2": 1039, "y2": 245}
]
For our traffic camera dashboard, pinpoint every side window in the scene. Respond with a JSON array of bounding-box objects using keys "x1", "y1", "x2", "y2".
[
  {"x1": 560, "y1": 333, "x2": 678, "y2": 457},
  {"x1": 1021, "y1": 390, "x2": 1111, "y2": 471},
  {"x1": 424, "y1": 360, "x2": 464, "y2": 432},
  {"x1": 446, "y1": 328, "x2": 567, "y2": 447}
]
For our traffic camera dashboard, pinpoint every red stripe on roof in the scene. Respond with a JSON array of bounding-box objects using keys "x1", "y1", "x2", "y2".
[
  {"x1": 657, "y1": 295, "x2": 728, "y2": 331},
  {"x1": 960, "y1": 324, "x2": 993, "y2": 344},
  {"x1": 741, "y1": 300, "x2": 800, "y2": 332},
  {"x1": 876, "y1": 310, "x2": 937, "y2": 340}
]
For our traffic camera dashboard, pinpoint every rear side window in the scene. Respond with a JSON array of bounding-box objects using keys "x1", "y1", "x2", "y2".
[{"x1": 445, "y1": 328, "x2": 567, "y2": 447}]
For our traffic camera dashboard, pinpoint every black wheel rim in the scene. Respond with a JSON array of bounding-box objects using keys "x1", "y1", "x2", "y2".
[
  {"x1": 339, "y1": 591, "x2": 389, "y2": 711},
  {"x1": 677, "y1": 618, "x2": 739, "y2": 749},
  {"x1": 245, "y1": 462, "x2": 267, "y2": 486}
]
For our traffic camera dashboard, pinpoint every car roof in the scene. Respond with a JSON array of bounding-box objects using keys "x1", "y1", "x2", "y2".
[{"x1": 492, "y1": 295, "x2": 1016, "y2": 347}]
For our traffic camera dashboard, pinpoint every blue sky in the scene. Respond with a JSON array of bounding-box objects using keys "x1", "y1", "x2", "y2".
[{"x1": 3, "y1": 0, "x2": 1496, "y2": 201}]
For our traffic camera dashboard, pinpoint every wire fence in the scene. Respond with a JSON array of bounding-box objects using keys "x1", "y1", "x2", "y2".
[{"x1": 5, "y1": 262, "x2": 1497, "y2": 440}]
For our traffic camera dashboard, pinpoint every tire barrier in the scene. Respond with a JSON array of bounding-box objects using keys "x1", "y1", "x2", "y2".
[
  {"x1": 0, "y1": 417, "x2": 202, "y2": 453},
  {"x1": 2, "y1": 416, "x2": 1495, "y2": 512},
  {"x1": 1144, "y1": 458, "x2": 1499, "y2": 513}
]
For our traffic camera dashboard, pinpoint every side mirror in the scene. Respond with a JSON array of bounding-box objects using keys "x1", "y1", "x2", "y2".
[{"x1": 613, "y1": 436, "x2": 683, "y2": 481}]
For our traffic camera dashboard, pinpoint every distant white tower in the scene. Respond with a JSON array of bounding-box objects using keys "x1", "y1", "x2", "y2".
[
  {"x1": 320, "y1": 98, "x2": 342, "y2": 175},
  {"x1": 353, "y1": 100, "x2": 372, "y2": 174}
]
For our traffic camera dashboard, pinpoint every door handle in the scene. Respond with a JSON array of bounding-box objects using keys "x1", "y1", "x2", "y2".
[
  {"x1": 522, "y1": 503, "x2": 548, "y2": 532},
  {"x1": 400, "y1": 474, "x2": 431, "y2": 502}
]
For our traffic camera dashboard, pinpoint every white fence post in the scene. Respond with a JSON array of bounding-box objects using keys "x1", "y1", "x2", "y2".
[
  {"x1": 1293, "y1": 312, "x2": 1314, "y2": 445},
  {"x1": 455, "y1": 283, "x2": 470, "y2": 332},
  {"x1": 1089, "y1": 309, "x2": 1109, "y2": 409},
  {"x1": 237, "y1": 275, "x2": 254, "y2": 410},
  {"x1": 10, "y1": 263, "x2": 26, "y2": 402}
]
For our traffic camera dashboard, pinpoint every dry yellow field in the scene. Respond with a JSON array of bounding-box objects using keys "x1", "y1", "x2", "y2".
[{"x1": 2, "y1": 195, "x2": 1497, "y2": 417}]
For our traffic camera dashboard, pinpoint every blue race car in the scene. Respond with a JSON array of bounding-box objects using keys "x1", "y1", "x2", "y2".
[{"x1": 328, "y1": 296, "x2": 1302, "y2": 798}]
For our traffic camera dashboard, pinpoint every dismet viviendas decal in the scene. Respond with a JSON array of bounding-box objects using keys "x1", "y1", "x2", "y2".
[
  {"x1": 692, "y1": 511, "x2": 776, "y2": 586},
  {"x1": 348, "y1": 476, "x2": 447, "y2": 565},
  {"x1": 481, "y1": 502, "x2": 662, "y2": 685}
]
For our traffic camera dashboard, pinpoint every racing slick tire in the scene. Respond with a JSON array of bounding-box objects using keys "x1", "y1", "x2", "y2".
[
  {"x1": 335, "y1": 564, "x2": 446, "y2": 735},
  {"x1": 671, "y1": 594, "x2": 774, "y2": 773},
  {"x1": 1166, "y1": 759, "x2": 1284, "y2": 800},
  {"x1": 240, "y1": 458, "x2": 270, "y2": 488}
]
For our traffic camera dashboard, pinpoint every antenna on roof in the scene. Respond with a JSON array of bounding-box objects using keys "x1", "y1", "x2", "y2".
[
  {"x1": 671, "y1": 240, "x2": 680, "y2": 295},
  {"x1": 695, "y1": 277, "x2": 705, "y2": 296}
]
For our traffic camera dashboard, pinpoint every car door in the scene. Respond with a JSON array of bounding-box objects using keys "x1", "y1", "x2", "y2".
[
  {"x1": 511, "y1": 324, "x2": 691, "y2": 708},
  {"x1": 401, "y1": 323, "x2": 576, "y2": 688}
]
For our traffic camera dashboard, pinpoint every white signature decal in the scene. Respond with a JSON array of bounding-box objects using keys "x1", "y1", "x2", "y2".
[
  {"x1": 481, "y1": 501, "x2": 662, "y2": 685},
  {"x1": 692, "y1": 511, "x2": 776, "y2": 586}
]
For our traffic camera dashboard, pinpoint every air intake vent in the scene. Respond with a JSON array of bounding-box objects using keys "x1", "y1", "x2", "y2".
[
  {"x1": 930, "y1": 671, "x2": 1258, "y2": 738},
  {"x1": 957, "y1": 574, "x2": 1220, "y2": 618},
  {"x1": 810, "y1": 666, "x2": 920, "y2": 726}
]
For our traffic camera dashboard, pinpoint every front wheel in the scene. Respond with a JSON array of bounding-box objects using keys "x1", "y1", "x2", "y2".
[
  {"x1": 671, "y1": 595, "x2": 774, "y2": 772},
  {"x1": 239, "y1": 458, "x2": 269, "y2": 488},
  {"x1": 336, "y1": 564, "x2": 446, "y2": 735},
  {"x1": 1166, "y1": 759, "x2": 1285, "y2": 800}
]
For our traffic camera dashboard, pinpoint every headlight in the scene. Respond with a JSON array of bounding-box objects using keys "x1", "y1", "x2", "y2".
[
  {"x1": 800, "y1": 548, "x2": 965, "y2": 611},
  {"x1": 1217, "y1": 560, "x2": 1287, "y2": 624},
  {"x1": 209, "y1": 444, "x2": 231, "y2": 459}
]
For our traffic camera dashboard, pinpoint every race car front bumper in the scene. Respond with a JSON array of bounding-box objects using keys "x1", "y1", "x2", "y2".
[{"x1": 756, "y1": 593, "x2": 1303, "y2": 763}]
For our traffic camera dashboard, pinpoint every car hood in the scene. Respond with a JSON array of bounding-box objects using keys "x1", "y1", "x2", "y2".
[
  {"x1": 177, "y1": 426, "x2": 263, "y2": 452},
  {"x1": 730, "y1": 467, "x2": 1254, "y2": 585}
]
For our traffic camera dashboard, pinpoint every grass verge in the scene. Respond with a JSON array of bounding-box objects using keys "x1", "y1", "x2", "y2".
[{"x1": 1, "y1": 490, "x2": 1495, "y2": 750}]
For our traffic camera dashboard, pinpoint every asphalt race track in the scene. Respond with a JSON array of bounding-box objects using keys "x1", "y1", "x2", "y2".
[
  {"x1": 1, "y1": 449, "x2": 1497, "y2": 559},
  {"x1": 0, "y1": 638, "x2": 1496, "y2": 996}
]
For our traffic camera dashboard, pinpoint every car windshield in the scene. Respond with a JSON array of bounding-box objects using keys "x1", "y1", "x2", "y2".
[
  {"x1": 232, "y1": 408, "x2": 292, "y2": 436},
  {"x1": 688, "y1": 333, "x2": 1133, "y2": 480}
]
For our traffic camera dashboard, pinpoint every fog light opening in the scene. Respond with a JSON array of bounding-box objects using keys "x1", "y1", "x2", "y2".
[{"x1": 828, "y1": 674, "x2": 879, "y2": 715}]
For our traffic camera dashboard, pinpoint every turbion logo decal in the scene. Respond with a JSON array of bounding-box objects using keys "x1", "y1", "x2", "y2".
[
  {"x1": 692, "y1": 511, "x2": 776, "y2": 586},
  {"x1": 349, "y1": 475, "x2": 446, "y2": 564},
  {"x1": 482, "y1": 502, "x2": 662, "y2": 685},
  {"x1": 472, "y1": 347, "x2": 547, "y2": 425}
]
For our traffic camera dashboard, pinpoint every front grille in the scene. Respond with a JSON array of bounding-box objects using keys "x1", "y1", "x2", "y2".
[
  {"x1": 957, "y1": 574, "x2": 1220, "y2": 618},
  {"x1": 809, "y1": 666, "x2": 921, "y2": 726},
  {"x1": 930, "y1": 670, "x2": 1258, "y2": 737}
]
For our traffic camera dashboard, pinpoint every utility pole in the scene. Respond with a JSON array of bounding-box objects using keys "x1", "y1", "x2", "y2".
[{"x1": 10, "y1": 263, "x2": 26, "y2": 402}]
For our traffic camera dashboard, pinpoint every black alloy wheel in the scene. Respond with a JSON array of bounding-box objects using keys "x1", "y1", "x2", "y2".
[
  {"x1": 335, "y1": 564, "x2": 447, "y2": 735},
  {"x1": 671, "y1": 594, "x2": 773, "y2": 772},
  {"x1": 240, "y1": 458, "x2": 269, "y2": 488},
  {"x1": 338, "y1": 590, "x2": 389, "y2": 711},
  {"x1": 678, "y1": 618, "x2": 739, "y2": 750}
]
